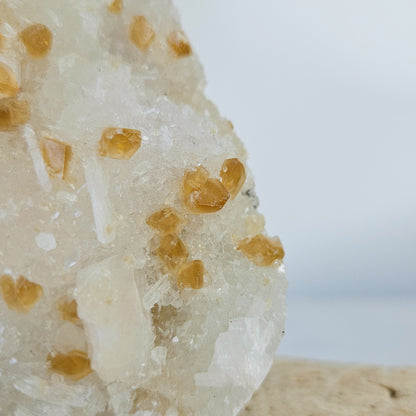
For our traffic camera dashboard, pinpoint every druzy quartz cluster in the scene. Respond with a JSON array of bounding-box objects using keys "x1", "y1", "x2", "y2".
[{"x1": 0, "y1": 1, "x2": 287, "y2": 415}]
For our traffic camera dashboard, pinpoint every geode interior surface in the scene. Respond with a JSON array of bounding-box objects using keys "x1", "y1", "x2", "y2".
[{"x1": 0, "y1": 1, "x2": 287, "y2": 415}]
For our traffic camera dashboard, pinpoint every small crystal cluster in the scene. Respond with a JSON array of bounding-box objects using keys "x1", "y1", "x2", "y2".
[{"x1": 0, "y1": 1, "x2": 286, "y2": 415}]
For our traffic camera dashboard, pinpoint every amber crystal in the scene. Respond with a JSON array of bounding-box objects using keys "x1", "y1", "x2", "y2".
[
  {"x1": 0, "y1": 98, "x2": 30, "y2": 130},
  {"x1": 108, "y1": 0, "x2": 122, "y2": 13},
  {"x1": 220, "y1": 158, "x2": 246, "y2": 199},
  {"x1": 40, "y1": 137, "x2": 71, "y2": 179},
  {"x1": 47, "y1": 350, "x2": 93, "y2": 381},
  {"x1": 183, "y1": 166, "x2": 209, "y2": 196},
  {"x1": 146, "y1": 207, "x2": 185, "y2": 234},
  {"x1": 192, "y1": 178, "x2": 230, "y2": 213},
  {"x1": 167, "y1": 31, "x2": 192, "y2": 58},
  {"x1": 129, "y1": 16, "x2": 155, "y2": 51},
  {"x1": 156, "y1": 233, "x2": 189, "y2": 270},
  {"x1": 57, "y1": 298, "x2": 80, "y2": 324},
  {"x1": 99, "y1": 127, "x2": 142, "y2": 160},
  {"x1": 182, "y1": 166, "x2": 230, "y2": 213},
  {"x1": 0, "y1": 275, "x2": 43, "y2": 313},
  {"x1": 0, "y1": 63, "x2": 19, "y2": 98},
  {"x1": 176, "y1": 260, "x2": 204, "y2": 289},
  {"x1": 237, "y1": 234, "x2": 285, "y2": 266},
  {"x1": 19, "y1": 24, "x2": 53, "y2": 58}
]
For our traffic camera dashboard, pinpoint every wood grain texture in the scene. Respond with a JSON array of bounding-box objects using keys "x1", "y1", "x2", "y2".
[{"x1": 240, "y1": 359, "x2": 416, "y2": 416}]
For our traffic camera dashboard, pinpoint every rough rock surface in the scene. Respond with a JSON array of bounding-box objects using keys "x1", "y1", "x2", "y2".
[
  {"x1": 0, "y1": 1, "x2": 286, "y2": 415},
  {"x1": 241, "y1": 360, "x2": 416, "y2": 416}
]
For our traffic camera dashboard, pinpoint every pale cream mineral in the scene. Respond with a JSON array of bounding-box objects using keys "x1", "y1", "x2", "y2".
[
  {"x1": 241, "y1": 360, "x2": 416, "y2": 416},
  {"x1": 0, "y1": 1, "x2": 287, "y2": 415}
]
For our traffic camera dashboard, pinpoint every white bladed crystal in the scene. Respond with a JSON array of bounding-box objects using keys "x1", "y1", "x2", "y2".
[{"x1": 76, "y1": 255, "x2": 154, "y2": 383}]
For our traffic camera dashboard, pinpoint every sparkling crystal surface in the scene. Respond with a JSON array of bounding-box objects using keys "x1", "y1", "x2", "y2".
[
  {"x1": 0, "y1": 1, "x2": 287, "y2": 415},
  {"x1": 146, "y1": 207, "x2": 185, "y2": 235},
  {"x1": 220, "y1": 158, "x2": 246, "y2": 199}
]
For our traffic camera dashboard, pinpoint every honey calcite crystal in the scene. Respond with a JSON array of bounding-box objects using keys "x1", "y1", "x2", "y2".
[{"x1": 0, "y1": 1, "x2": 286, "y2": 415}]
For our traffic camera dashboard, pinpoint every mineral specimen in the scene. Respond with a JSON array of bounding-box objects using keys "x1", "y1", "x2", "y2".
[{"x1": 0, "y1": 1, "x2": 287, "y2": 415}]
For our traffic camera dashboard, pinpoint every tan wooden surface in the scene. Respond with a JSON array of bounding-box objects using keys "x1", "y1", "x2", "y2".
[{"x1": 240, "y1": 359, "x2": 416, "y2": 416}]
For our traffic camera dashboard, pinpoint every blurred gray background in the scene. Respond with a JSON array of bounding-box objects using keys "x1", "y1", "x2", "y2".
[{"x1": 174, "y1": 0, "x2": 416, "y2": 365}]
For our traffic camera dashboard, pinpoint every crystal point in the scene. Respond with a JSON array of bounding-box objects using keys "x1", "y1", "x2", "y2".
[
  {"x1": 129, "y1": 16, "x2": 155, "y2": 51},
  {"x1": 220, "y1": 158, "x2": 246, "y2": 199},
  {"x1": 237, "y1": 234, "x2": 285, "y2": 266},
  {"x1": 167, "y1": 30, "x2": 192, "y2": 58},
  {"x1": 47, "y1": 350, "x2": 93, "y2": 381},
  {"x1": 146, "y1": 207, "x2": 185, "y2": 234},
  {"x1": 20, "y1": 24, "x2": 53, "y2": 58},
  {"x1": 99, "y1": 127, "x2": 142, "y2": 160},
  {"x1": 0, "y1": 275, "x2": 43, "y2": 313}
]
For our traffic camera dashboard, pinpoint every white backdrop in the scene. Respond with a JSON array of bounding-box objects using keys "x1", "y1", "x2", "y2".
[{"x1": 174, "y1": 0, "x2": 416, "y2": 365}]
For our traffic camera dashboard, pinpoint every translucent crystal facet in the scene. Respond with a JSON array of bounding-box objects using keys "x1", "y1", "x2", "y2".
[
  {"x1": 99, "y1": 127, "x2": 142, "y2": 160},
  {"x1": 220, "y1": 158, "x2": 246, "y2": 199},
  {"x1": 183, "y1": 166, "x2": 210, "y2": 197},
  {"x1": 19, "y1": 24, "x2": 53, "y2": 58},
  {"x1": 40, "y1": 137, "x2": 71, "y2": 179},
  {"x1": 57, "y1": 298, "x2": 80, "y2": 324},
  {"x1": 167, "y1": 30, "x2": 192, "y2": 58},
  {"x1": 177, "y1": 260, "x2": 204, "y2": 289},
  {"x1": 129, "y1": 16, "x2": 155, "y2": 51},
  {"x1": 193, "y1": 178, "x2": 230, "y2": 213},
  {"x1": 0, "y1": 98, "x2": 30, "y2": 130},
  {"x1": 0, "y1": 275, "x2": 43, "y2": 313},
  {"x1": 47, "y1": 350, "x2": 93, "y2": 381},
  {"x1": 237, "y1": 234, "x2": 285, "y2": 266},
  {"x1": 146, "y1": 207, "x2": 185, "y2": 234},
  {"x1": 182, "y1": 166, "x2": 230, "y2": 213},
  {"x1": 108, "y1": 0, "x2": 123, "y2": 14},
  {"x1": 156, "y1": 233, "x2": 189, "y2": 271}
]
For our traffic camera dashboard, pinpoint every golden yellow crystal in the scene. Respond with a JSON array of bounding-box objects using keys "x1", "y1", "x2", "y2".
[
  {"x1": 177, "y1": 260, "x2": 204, "y2": 289},
  {"x1": 40, "y1": 137, "x2": 71, "y2": 179},
  {"x1": 129, "y1": 16, "x2": 155, "y2": 51},
  {"x1": 193, "y1": 178, "x2": 230, "y2": 213},
  {"x1": 146, "y1": 207, "x2": 185, "y2": 234},
  {"x1": 237, "y1": 234, "x2": 285, "y2": 266},
  {"x1": 99, "y1": 127, "x2": 142, "y2": 160},
  {"x1": 57, "y1": 298, "x2": 80, "y2": 324},
  {"x1": 0, "y1": 275, "x2": 43, "y2": 313},
  {"x1": 183, "y1": 165, "x2": 209, "y2": 196},
  {"x1": 182, "y1": 166, "x2": 230, "y2": 213},
  {"x1": 108, "y1": 0, "x2": 122, "y2": 13},
  {"x1": 0, "y1": 99, "x2": 30, "y2": 130},
  {"x1": 156, "y1": 233, "x2": 189, "y2": 271},
  {"x1": 0, "y1": 63, "x2": 19, "y2": 98},
  {"x1": 220, "y1": 158, "x2": 246, "y2": 199},
  {"x1": 47, "y1": 350, "x2": 93, "y2": 381},
  {"x1": 19, "y1": 24, "x2": 53, "y2": 58},
  {"x1": 167, "y1": 31, "x2": 192, "y2": 58},
  {"x1": 0, "y1": 34, "x2": 4, "y2": 50}
]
